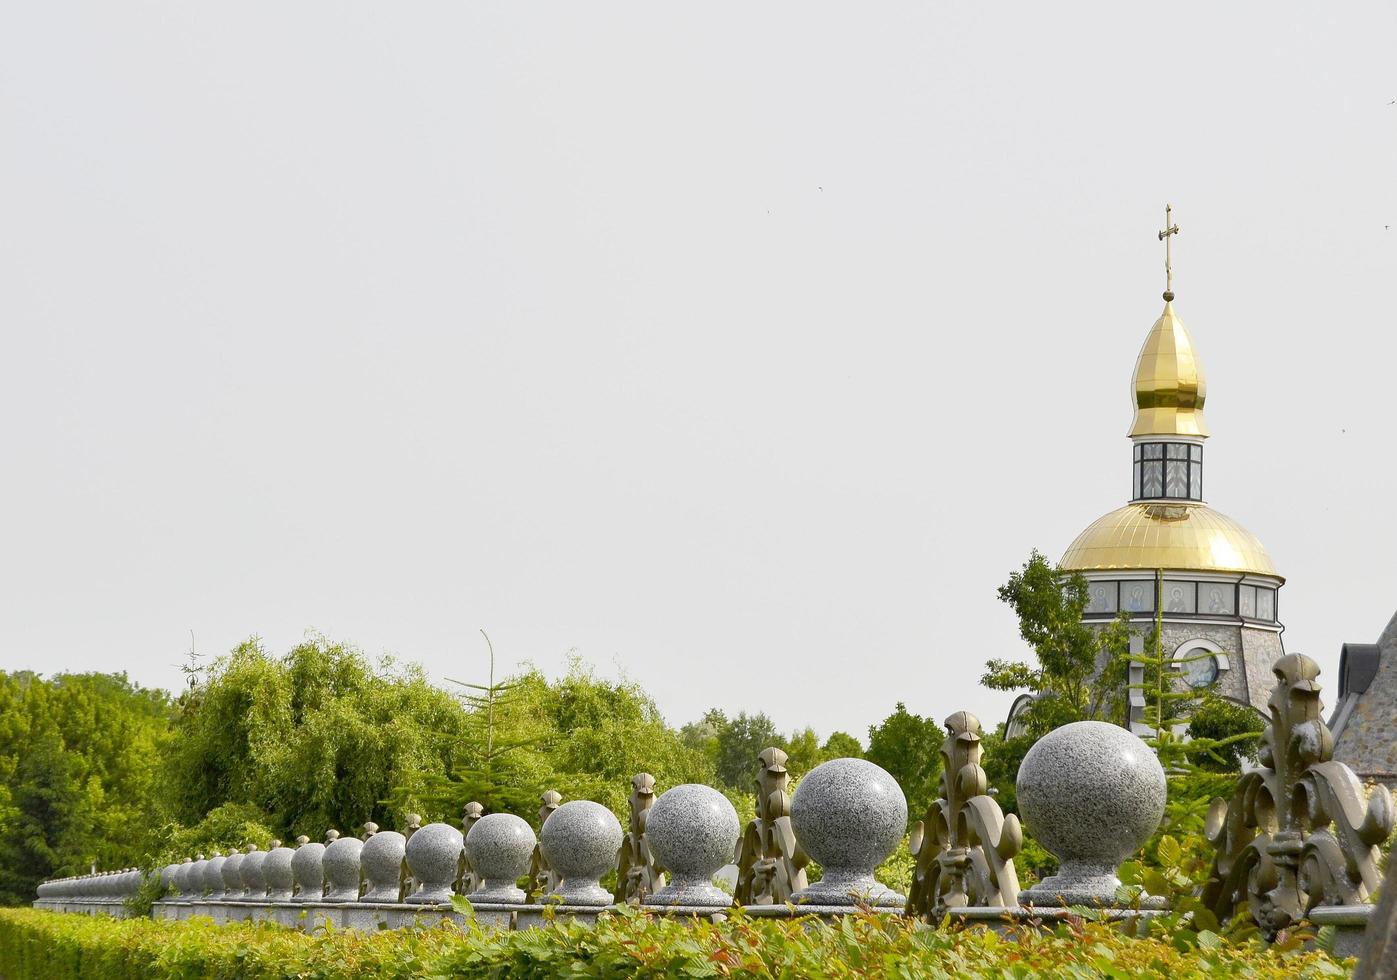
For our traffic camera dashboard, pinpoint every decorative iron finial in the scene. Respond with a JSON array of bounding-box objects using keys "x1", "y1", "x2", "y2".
[
  {"x1": 735, "y1": 747, "x2": 808, "y2": 905},
  {"x1": 528, "y1": 790, "x2": 564, "y2": 899},
  {"x1": 906, "y1": 711, "x2": 1021, "y2": 919},
  {"x1": 1203, "y1": 654, "x2": 1394, "y2": 939},
  {"x1": 454, "y1": 803, "x2": 484, "y2": 894},
  {"x1": 1158, "y1": 203, "x2": 1180, "y2": 301},
  {"x1": 615, "y1": 772, "x2": 664, "y2": 904}
]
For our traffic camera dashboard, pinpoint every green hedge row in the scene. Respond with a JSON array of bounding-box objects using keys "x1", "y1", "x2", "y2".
[{"x1": 0, "y1": 907, "x2": 1351, "y2": 979}]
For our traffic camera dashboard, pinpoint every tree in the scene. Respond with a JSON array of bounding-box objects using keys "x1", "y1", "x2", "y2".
[
  {"x1": 865, "y1": 703, "x2": 943, "y2": 820},
  {"x1": 714, "y1": 712, "x2": 785, "y2": 791},
  {"x1": 394, "y1": 631, "x2": 548, "y2": 817},
  {"x1": 784, "y1": 728, "x2": 862, "y2": 777},
  {"x1": 679, "y1": 709, "x2": 726, "y2": 765},
  {"x1": 1185, "y1": 695, "x2": 1264, "y2": 771},
  {"x1": 0, "y1": 671, "x2": 175, "y2": 905},
  {"x1": 162, "y1": 636, "x2": 472, "y2": 839},
  {"x1": 389, "y1": 656, "x2": 717, "y2": 822},
  {"x1": 820, "y1": 731, "x2": 863, "y2": 760},
  {"x1": 784, "y1": 728, "x2": 823, "y2": 776},
  {"x1": 985, "y1": 550, "x2": 1134, "y2": 742}
]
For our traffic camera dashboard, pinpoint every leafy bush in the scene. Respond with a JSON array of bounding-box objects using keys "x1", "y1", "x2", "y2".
[{"x1": 0, "y1": 906, "x2": 1352, "y2": 979}]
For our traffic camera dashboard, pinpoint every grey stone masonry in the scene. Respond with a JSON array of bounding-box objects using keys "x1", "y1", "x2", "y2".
[{"x1": 1332, "y1": 607, "x2": 1397, "y2": 788}]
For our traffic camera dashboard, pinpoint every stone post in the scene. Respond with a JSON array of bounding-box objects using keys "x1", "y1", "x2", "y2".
[
  {"x1": 539, "y1": 800, "x2": 624, "y2": 906},
  {"x1": 404, "y1": 823, "x2": 465, "y2": 905},
  {"x1": 1016, "y1": 720, "x2": 1167, "y2": 909},
  {"x1": 643, "y1": 784, "x2": 738, "y2": 910},
  {"x1": 360, "y1": 831, "x2": 407, "y2": 902},
  {"x1": 780, "y1": 758, "x2": 907, "y2": 909}
]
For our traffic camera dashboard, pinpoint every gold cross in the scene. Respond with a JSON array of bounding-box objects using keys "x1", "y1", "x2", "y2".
[{"x1": 1157, "y1": 204, "x2": 1180, "y2": 298}]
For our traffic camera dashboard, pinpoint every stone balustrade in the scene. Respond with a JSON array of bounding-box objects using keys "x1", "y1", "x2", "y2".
[
  {"x1": 32, "y1": 656, "x2": 1393, "y2": 955},
  {"x1": 33, "y1": 868, "x2": 148, "y2": 917}
]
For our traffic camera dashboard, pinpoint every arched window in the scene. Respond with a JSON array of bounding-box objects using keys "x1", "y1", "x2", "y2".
[{"x1": 1172, "y1": 638, "x2": 1229, "y2": 689}]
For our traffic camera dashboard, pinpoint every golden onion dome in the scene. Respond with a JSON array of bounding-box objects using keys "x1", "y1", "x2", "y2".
[
  {"x1": 1060, "y1": 502, "x2": 1281, "y2": 580},
  {"x1": 1128, "y1": 300, "x2": 1209, "y2": 438}
]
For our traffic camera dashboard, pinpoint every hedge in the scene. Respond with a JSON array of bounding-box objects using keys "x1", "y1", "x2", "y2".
[{"x1": 0, "y1": 907, "x2": 1352, "y2": 979}]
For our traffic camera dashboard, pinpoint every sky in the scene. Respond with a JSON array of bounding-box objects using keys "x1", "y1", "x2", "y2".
[{"x1": 2, "y1": 3, "x2": 1395, "y2": 743}]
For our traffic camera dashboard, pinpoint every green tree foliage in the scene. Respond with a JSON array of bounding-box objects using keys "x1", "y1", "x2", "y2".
[
  {"x1": 0, "y1": 671, "x2": 174, "y2": 905},
  {"x1": 390, "y1": 656, "x2": 716, "y2": 821},
  {"x1": 162, "y1": 636, "x2": 471, "y2": 839},
  {"x1": 820, "y1": 731, "x2": 863, "y2": 760},
  {"x1": 783, "y1": 727, "x2": 864, "y2": 775},
  {"x1": 1130, "y1": 620, "x2": 1266, "y2": 777},
  {"x1": 865, "y1": 702, "x2": 943, "y2": 820},
  {"x1": 980, "y1": 550, "x2": 1136, "y2": 804},
  {"x1": 1186, "y1": 695, "x2": 1264, "y2": 771},
  {"x1": 712, "y1": 711, "x2": 784, "y2": 790},
  {"x1": 985, "y1": 550, "x2": 1134, "y2": 737},
  {"x1": 156, "y1": 803, "x2": 278, "y2": 864}
]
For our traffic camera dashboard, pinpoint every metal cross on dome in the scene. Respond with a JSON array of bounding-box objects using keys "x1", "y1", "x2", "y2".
[{"x1": 1158, "y1": 204, "x2": 1180, "y2": 297}]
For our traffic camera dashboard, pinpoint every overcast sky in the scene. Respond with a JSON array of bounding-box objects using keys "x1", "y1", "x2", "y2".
[{"x1": 2, "y1": 3, "x2": 1394, "y2": 742}]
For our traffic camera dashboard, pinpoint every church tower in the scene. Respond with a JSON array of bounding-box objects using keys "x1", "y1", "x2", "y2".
[{"x1": 1057, "y1": 208, "x2": 1285, "y2": 714}]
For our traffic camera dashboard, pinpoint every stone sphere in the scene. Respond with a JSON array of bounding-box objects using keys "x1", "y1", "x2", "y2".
[
  {"x1": 1016, "y1": 720, "x2": 1167, "y2": 905},
  {"x1": 291, "y1": 841, "x2": 326, "y2": 903},
  {"x1": 790, "y1": 758, "x2": 908, "y2": 907},
  {"x1": 220, "y1": 852, "x2": 245, "y2": 898},
  {"x1": 186, "y1": 860, "x2": 208, "y2": 897},
  {"x1": 404, "y1": 822, "x2": 464, "y2": 905},
  {"x1": 644, "y1": 784, "x2": 740, "y2": 908},
  {"x1": 359, "y1": 830, "x2": 407, "y2": 902},
  {"x1": 321, "y1": 836, "x2": 364, "y2": 902},
  {"x1": 539, "y1": 800, "x2": 624, "y2": 906},
  {"x1": 263, "y1": 845, "x2": 296, "y2": 901},
  {"x1": 167, "y1": 861, "x2": 188, "y2": 895},
  {"x1": 203, "y1": 855, "x2": 227, "y2": 898},
  {"x1": 465, "y1": 813, "x2": 536, "y2": 904},
  {"x1": 240, "y1": 850, "x2": 267, "y2": 899}
]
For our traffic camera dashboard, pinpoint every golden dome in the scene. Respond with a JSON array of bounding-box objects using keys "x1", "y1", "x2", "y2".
[
  {"x1": 1060, "y1": 502, "x2": 1281, "y2": 580},
  {"x1": 1128, "y1": 300, "x2": 1209, "y2": 438}
]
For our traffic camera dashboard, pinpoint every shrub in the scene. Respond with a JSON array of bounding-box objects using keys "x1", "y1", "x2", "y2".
[{"x1": 0, "y1": 906, "x2": 1352, "y2": 979}]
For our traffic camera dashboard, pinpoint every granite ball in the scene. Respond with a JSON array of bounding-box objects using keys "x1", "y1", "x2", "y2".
[
  {"x1": 404, "y1": 822, "x2": 464, "y2": 905},
  {"x1": 240, "y1": 849, "x2": 267, "y2": 900},
  {"x1": 539, "y1": 800, "x2": 624, "y2": 906},
  {"x1": 360, "y1": 830, "x2": 407, "y2": 902},
  {"x1": 790, "y1": 757, "x2": 908, "y2": 907},
  {"x1": 263, "y1": 845, "x2": 296, "y2": 902},
  {"x1": 465, "y1": 813, "x2": 536, "y2": 904},
  {"x1": 644, "y1": 784, "x2": 740, "y2": 908},
  {"x1": 291, "y1": 841, "x2": 326, "y2": 903},
  {"x1": 203, "y1": 855, "x2": 227, "y2": 899},
  {"x1": 170, "y1": 860, "x2": 191, "y2": 896},
  {"x1": 189, "y1": 860, "x2": 210, "y2": 897},
  {"x1": 220, "y1": 852, "x2": 245, "y2": 899},
  {"x1": 321, "y1": 836, "x2": 364, "y2": 903},
  {"x1": 1016, "y1": 720, "x2": 1167, "y2": 906}
]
